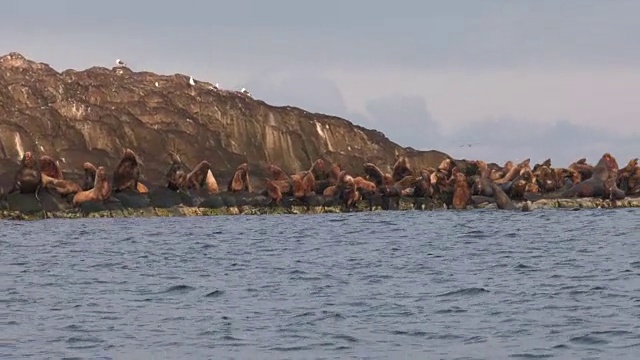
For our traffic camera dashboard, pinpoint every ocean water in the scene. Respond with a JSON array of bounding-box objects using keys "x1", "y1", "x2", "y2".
[{"x1": 2, "y1": 209, "x2": 640, "y2": 360}]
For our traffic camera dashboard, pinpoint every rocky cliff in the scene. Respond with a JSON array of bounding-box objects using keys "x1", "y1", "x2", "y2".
[{"x1": 0, "y1": 52, "x2": 450, "y2": 189}]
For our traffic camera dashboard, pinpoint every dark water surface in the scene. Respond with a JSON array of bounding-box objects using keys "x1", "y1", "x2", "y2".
[{"x1": 2, "y1": 209, "x2": 640, "y2": 359}]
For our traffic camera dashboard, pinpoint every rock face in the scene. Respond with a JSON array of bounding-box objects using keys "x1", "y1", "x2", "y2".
[{"x1": 0, "y1": 52, "x2": 450, "y2": 189}]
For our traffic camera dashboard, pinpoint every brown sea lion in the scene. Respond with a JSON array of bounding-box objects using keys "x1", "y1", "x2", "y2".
[
  {"x1": 489, "y1": 182, "x2": 516, "y2": 210},
  {"x1": 323, "y1": 185, "x2": 339, "y2": 197},
  {"x1": 82, "y1": 162, "x2": 97, "y2": 191},
  {"x1": 626, "y1": 168, "x2": 640, "y2": 195},
  {"x1": 617, "y1": 158, "x2": 639, "y2": 194},
  {"x1": 266, "y1": 164, "x2": 289, "y2": 181},
  {"x1": 471, "y1": 175, "x2": 494, "y2": 197},
  {"x1": 533, "y1": 159, "x2": 552, "y2": 173},
  {"x1": 437, "y1": 158, "x2": 453, "y2": 175},
  {"x1": 490, "y1": 161, "x2": 513, "y2": 181},
  {"x1": 41, "y1": 174, "x2": 82, "y2": 196},
  {"x1": 9, "y1": 151, "x2": 42, "y2": 194},
  {"x1": 353, "y1": 176, "x2": 377, "y2": 193},
  {"x1": 72, "y1": 166, "x2": 111, "y2": 206},
  {"x1": 451, "y1": 173, "x2": 470, "y2": 210},
  {"x1": 568, "y1": 158, "x2": 593, "y2": 181},
  {"x1": 309, "y1": 159, "x2": 328, "y2": 181},
  {"x1": 392, "y1": 156, "x2": 413, "y2": 182},
  {"x1": 166, "y1": 151, "x2": 189, "y2": 191},
  {"x1": 494, "y1": 159, "x2": 530, "y2": 185},
  {"x1": 338, "y1": 173, "x2": 360, "y2": 210},
  {"x1": 291, "y1": 169, "x2": 316, "y2": 197},
  {"x1": 413, "y1": 170, "x2": 434, "y2": 198},
  {"x1": 561, "y1": 153, "x2": 625, "y2": 199},
  {"x1": 228, "y1": 163, "x2": 252, "y2": 193},
  {"x1": 535, "y1": 166, "x2": 557, "y2": 193},
  {"x1": 363, "y1": 163, "x2": 385, "y2": 186},
  {"x1": 113, "y1": 148, "x2": 141, "y2": 193},
  {"x1": 39, "y1": 156, "x2": 63, "y2": 180},
  {"x1": 265, "y1": 179, "x2": 283, "y2": 206},
  {"x1": 329, "y1": 164, "x2": 342, "y2": 184},
  {"x1": 290, "y1": 173, "x2": 307, "y2": 198},
  {"x1": 473, "y1": 160, "x2": 491, "y2": 178},
  {"x1": 185, "y1": 160, "x2": 219, "y2": 194},
  {"x1": 395, "y1": 175, "x2": 419, "y2": 191}
]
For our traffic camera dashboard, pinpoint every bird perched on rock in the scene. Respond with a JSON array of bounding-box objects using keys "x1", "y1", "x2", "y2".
[
  {"x1": 240, "y1": 87, "x2": 251, "y2": 97},
  {"x1": 189, "y1": 76, "x2": 196, "y2": 86},
  {"x1": 116, "y1": 59, "x2": 126, "y2": 66}
]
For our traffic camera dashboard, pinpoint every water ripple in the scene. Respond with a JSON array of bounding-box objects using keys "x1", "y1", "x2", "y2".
[{"x1": 1, "y1": 209, "x2": 639, "y2": 359}]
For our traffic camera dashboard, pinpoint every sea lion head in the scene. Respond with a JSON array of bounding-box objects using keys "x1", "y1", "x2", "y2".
[
  {"x1": 237, "y1": 163, "x2": 249, "y2": 172},
  {"x1": 96, "y1": 166, "x2": 107, "y2": 179},
  {"x1": 83, "y1": 162, "x2": 96, "y2": 171},
  {"x1": 602, "y1": 153, "x2": 619, "y2": 173},
  {"x1": 168, "y1": 150, "x2": 182, "y2": 164},
  {"x1": 22, "y1": 151, "x2": 35, "y2": 167}
]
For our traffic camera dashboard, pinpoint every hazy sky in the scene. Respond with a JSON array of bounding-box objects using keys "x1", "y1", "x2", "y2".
[{"x1": 3, "y1": 0, "x2": 639, "y2": 166}]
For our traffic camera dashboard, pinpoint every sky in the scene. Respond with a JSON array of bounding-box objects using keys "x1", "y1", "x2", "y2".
[{"x1": 2, "y1": 0, "x2": 639, "y2": 166}]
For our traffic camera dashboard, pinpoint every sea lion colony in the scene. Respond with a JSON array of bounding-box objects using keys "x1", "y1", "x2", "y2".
[{"x1": 1, "y1": 149, "x2": 639, "y2": 215}]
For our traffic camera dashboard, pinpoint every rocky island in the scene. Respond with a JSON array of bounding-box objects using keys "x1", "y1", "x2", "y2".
[{"x1": 0, "y1": 52, "x2": 638, "y2": 220}]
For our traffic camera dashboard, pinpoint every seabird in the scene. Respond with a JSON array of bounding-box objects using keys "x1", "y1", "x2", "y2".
[
  {"x1": 189, "y1": 76, "x2": 196, "y2": 86},
  {"x1": 116, "y1": 59, "x2": 126, "y2": 66},
  {"x1": 155, "y1": 81, "x2": 159, "y2": 87},
  {"x1": 240, "y1": 87, "x2": 251, "y2": 96},
  {"x1": 213, "y1": 83, "x2": 220, "y2": 90}
]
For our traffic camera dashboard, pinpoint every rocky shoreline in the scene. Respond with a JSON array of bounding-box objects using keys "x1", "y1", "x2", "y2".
[{"x1": 2, "y1": 196, "x2": 638, "y2": 221}]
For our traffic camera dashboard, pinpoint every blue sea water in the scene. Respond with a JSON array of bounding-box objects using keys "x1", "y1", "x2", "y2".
[{"x1": 2, "y1": 208, "x2": 640, "y2": 359}]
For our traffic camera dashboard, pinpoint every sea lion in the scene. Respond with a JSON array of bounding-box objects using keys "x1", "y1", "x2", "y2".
[
  {"x1": 265, "y1": 179, "x2": 283, "y2": 206},
  {"x1": 166, "y1": 151, "x2": 190, "y2": 192},
  {"x1": 568, "y1": 158, "x2": 593, "y2": 181},
  {"x1": 291, "y1": 170, "x2": 316, "y2": 198},
  {"x1": 227, "y1": 163, "x2": 252, "y2": 193},
  {"x1": 363, "y1": 163, "x2": 385, "y2": 186},
  {"x1": 41, "y1": 174, "x2": 82, "y2": 196},
  {"x1": 73, "y1": 166, "x2": 111, "y2": 206},
  {"x1": 451, "y1": 172, "x2": 470, "y2": 210},
  {"x1": 392, "y1": 156, "x2": 413, "y2": 182},
  {"x1": 489, "y1": 182, "x2": 516, "y2": 210},
  {"x1": 437, "y1": 158, "x2": 453, "y2": 175},
  {"x1": 353, "y1": 176, "x2": 377, "y2": 193},
  {"x1": 413, "y1": 169, "x2": 434, "y2": 198},
  {"x1": 337, "y1": 173, "x2": 360, "y2": 211},
  {"x1": 494, "y1": 159, "x2": 530, "y2": 185},
  {"x1": 309, "y1": 159, "x2": 328, "y2": 181},
  {"x1": 81, "y1": 162, "x2": 97, "y2": 191},
  {"x1": 9, "y1": 151, "x2": 42, "y2": 194},
  {"x1": 617, "y1": 158, "x2": 639, "y2": 194},
  {"x1": 561, "y1": 153, "x2": 625, "y2": 200},
  {"x1": 39, "y1": 156, "x2": 63, "y2": 180},
  {"x1": 490, "y1": 161, "x2": 513, "y2": 181},
  {"x1": 535, "y1": 166, "x2": 557, "y2": 193},
  {"x1": 533, "y1": 159, "x2": 551, "y2": 173},
  {"x1": 112, "y1": 148, "x2": 141, "y2": 193},
  {"x1": 266, "y1": 164, "x2": 290, "y2": 181},
  {"x1": 185, "y1": 160, "x2": 219, "y2": 194}
]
